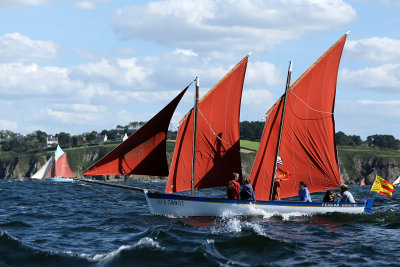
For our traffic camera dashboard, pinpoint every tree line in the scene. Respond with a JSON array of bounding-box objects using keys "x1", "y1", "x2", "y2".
[{"x1": 0, "y1": 122, "x2": 398, "y2": 153}]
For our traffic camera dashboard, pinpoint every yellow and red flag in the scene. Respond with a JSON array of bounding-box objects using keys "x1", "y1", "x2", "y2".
[
  {"x1": 277, "y1": 167, "x2": 291, "y2": 180},
  {"x1": 371, "y1": 176, "x2": 394, "y2": 197}
]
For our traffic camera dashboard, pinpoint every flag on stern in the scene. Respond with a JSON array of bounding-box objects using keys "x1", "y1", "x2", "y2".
[{"x1": 371, "y1": 176, "x2": 394, "y2": 197}]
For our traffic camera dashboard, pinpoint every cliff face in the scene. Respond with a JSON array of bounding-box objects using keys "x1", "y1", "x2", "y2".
[
  {"x1": 340, "y1": 156, "x2": 400, "y2": 185},
  {"x1": 0, "y1": 146, "x2": 399, "y2": 185}
]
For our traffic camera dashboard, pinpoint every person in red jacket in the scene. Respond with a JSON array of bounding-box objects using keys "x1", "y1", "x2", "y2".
[{"x1": 227, "y1": 172, "x2": 240, "y2": 200}]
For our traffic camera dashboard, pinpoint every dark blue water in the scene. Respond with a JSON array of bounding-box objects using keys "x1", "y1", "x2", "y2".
[{"x1": 1, "y1": 180, "x2": 399, "y2": 266}]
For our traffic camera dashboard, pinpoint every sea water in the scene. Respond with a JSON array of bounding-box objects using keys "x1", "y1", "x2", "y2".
[{"x1": 0, "y1": 180, "x2": 399, "y2": 266}]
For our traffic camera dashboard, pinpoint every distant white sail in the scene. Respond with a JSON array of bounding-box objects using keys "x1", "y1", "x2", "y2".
[
  {"x1": 31, "y1": 156, "x2": 53, "y2": 180},
  {"x1": 394, "y1": 176, "x2": 400, "y2": 186}
]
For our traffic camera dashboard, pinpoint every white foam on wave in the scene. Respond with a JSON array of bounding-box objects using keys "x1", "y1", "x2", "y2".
[
  {"x1": 82, "y1": 237, "x2": 163, "y2": 264},
  {"x1": 212, "y1": 216, "x2": 267, "y2": 237},
  {"x1": 246, "y1": 205, "x2": 308, "y2": 220}
]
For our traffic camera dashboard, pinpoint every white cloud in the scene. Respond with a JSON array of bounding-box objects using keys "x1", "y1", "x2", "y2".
[
  {"x1": 341, "y1": 64, "x2": 400, "y2": 92},
  {"x1": 336, "y1": 100, "x2": 400, "y2": 138},
  {"x1": 0, "y1": 33, "x2": 57, "y2": 62},
  {"x1": 74, "y1": 1, "x2": 96, "y2": 10},
  {"x1": 111, "y1": 0, "x2": 356, "y2": 51},
  {"x1": 70, "y1": 58, "x2": 152, "y2": 88},
  {"x1": 172, "y1": 49, "x2": 198, "y2": 57},
  {"x1": 0, "y1": 48, "x2": 282, "y2": 134},
  {"x1": 346, "y1": 37, "x2": 400, "y2": 63},
  {"x1": 0, "y1": 0, "x2": 50, "y2": 8}
]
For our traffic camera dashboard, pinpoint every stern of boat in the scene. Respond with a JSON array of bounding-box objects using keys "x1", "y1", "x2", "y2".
[{"x1": 364, "y1": 198, "x2": 374, "y2": 213}]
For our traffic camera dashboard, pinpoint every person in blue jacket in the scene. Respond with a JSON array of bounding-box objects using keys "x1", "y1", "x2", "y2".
[
  {"x1": 240, "y1": 178, "x2": 255, "y2": 201},
  {"x1": 298, "y1": 181, "x2": 312, "y2": 202}
]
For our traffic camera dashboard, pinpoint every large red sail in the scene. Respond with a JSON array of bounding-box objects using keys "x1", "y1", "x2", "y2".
[
  {"x1": 249, "y1": 34, "x2": 347, "y2": 200},
  {"x1": 82, "y1": 88, "x2": 187, "y2": 176},
  {"x1": 166, "y1": 56, "x2": 248, "y2": 193},
  {"x1": 55, "y1": 154, "x2": 75, "y2": 177}
]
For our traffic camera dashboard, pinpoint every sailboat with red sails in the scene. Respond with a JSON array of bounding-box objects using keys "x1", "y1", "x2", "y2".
[
  {"x1": 80, "y1": 32, "x2": 374, "y2": 216},
  {"x1": 32, "y1": 145, "x2": 75, "y2": 182}
]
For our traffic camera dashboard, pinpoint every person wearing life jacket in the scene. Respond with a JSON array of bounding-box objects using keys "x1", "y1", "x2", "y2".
[
  {"x1": 240, "y1": 177, "x2": 255, "y2": 201},
  {"x1": 226, "y1": 172, "x2": 240, "y2": 200}
]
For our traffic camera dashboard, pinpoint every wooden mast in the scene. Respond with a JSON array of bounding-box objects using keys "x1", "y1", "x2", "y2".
[
  {"x1": 191, "y1": 76, "x2": 200, "y2": 196},
  {"x1": 269, "y1": 61, "x2": 292, "y2": 201}
]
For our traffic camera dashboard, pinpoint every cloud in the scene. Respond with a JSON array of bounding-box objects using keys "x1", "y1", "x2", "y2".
[
  {"x1": 172, "y1": 49, "x2": 198, "y2": 57},
  {"x1": 336, "y1": 100, "x2": 400, "y2": 138},
  {"x1": 0, "y1": 33, "x2": 57, "y2": 62},
  {"x1": 0, "y1": 48, "x2": 282, "y2": 134},
  {"x1": 0, "y1": 0, "x2": 50, "y2": 8},
  {"x1": 70, "y1": 58, "x2": 152, "y2": 88},
  {"x1": 111, "y1": 0, "x2": 356, "y2": 51},
  {"x1": 74, "y1": 1, "x2": 96, "y2": 10},
  {"x1": 340, "y1": 64, "x2": 400, "y2": 92},
  {"x1": 346, "y1": 37, "x2": 400, "y2": 63}
]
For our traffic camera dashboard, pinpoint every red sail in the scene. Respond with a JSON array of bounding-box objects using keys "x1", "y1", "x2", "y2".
[
  {"x1": 55, "y1": 153, "x2": 75, "y2": 177},
  {"x1": 249, "y1": 35, "x2": 347, "y2": 200},
  {"x1": 166, "y1": 56, "x2": 248, "y2": 193},
  {"x1": 82, "y1": 88, "x2": 187, "y2": 176}
]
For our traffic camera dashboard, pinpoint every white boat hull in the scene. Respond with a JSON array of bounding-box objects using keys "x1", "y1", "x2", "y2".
[
  {"x1": 145, "y1": 192, "x2": 374, "y2": 217},
  {"x1": 44, "y1": 177, "x2": 75, "y2": 183}
]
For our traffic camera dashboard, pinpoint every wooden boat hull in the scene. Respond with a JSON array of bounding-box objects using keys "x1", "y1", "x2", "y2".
[
  {"x1": 44, "y1": 177, "x2": 75, "y2": 183},
  {"x1": 144, "y1": 192, "x2": 374, "y2": 217}
]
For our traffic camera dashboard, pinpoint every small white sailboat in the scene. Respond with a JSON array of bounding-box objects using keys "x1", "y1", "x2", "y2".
[
  {"x1": 31, "y1": 145, "x2": 75, "y2": 182},
  {"x1": 81, "y1": 32, "x2": 374, "y2": 217},
  {"x1": 393, "y1": 176, "x2": 400, "y2": 186}
]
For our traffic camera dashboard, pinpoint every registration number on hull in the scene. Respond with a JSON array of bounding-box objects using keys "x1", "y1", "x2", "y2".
[{"x1": 157, "y1": 199, "x2": 184, "y2": 206}]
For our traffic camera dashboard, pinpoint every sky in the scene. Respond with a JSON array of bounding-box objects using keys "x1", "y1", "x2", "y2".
[{"x1": 0, "y1": 0, "x2": 399, "y2": 139}]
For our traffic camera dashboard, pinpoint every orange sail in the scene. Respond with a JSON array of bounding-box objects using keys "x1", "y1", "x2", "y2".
[
  {"x1": 166, "y1": 56, "x2": 248, "y2": 193},
  {"x1": 82, "y1": 88, "x2": 187, "y2": 176},
  {"x1": 55, "y1": 154, "x2": 75, "y2": 177},
  {"x1": 249, "y1": 34, "x2": 347, "y2": 200}
]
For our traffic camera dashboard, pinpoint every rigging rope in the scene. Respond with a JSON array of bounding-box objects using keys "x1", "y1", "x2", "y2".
[
  {"x1": 198, "y1": 108, "x2": 229, "y2": 145},
  {"x1": 290, "y1": 91, "x2": 334, "y2": 115}
]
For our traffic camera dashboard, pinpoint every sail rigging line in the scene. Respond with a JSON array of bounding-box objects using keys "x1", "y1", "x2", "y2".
[
  {"x1": 264, "y1": 33, "x2": 349, "y2": 118},
  {"x1": 290, "y1": 91, "x2": 334, "y2": 115},
  {"x1": 198, "y1": 108, "x2": 229, "y2": 145},
  {"x1": 76, "y1": 180, "x2": 143, "y2": 208},
  {"x1": 75, "y1": 178, "x2": 158, "y2": 193}
]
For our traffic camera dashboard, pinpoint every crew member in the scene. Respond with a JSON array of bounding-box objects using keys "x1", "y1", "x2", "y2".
[
  {"x1": 298, "y1": 181, "x2": 312, "y2": 202},
  {"x1": 227, "y1": 172, "x2": 240, "y2": 200},
  {"x1": 240, "y1": 178, "x2": 255, "y2": 201}
]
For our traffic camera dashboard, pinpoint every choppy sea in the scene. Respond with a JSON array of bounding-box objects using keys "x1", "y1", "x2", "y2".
[{"x1": 0, "y1": 180, "x2": 399, "y2": 266}]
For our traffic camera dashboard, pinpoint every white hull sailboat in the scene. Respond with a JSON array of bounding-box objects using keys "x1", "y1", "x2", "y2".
[
  {"x1": 144, "y1": 192, "x2": 374, "y2": 217},
  {"x1": 32, "y1": 145, "x2": 75, "y2": 183},
  {"x1": 81, "y1": 32, "x2": 374, "y2": 217}
]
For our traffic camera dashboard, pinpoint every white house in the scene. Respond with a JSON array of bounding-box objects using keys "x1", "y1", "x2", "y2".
[
  {"x1": 115, "y1": 133, "x2": 128, "y2": 142},
  {"x1": 46, "y1": 135, "x2": 58, "y2": 146}
]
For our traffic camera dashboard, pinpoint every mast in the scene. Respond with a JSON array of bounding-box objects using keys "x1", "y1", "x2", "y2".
[
  {"x1": 191, "y1": 76, "x2": 200, "y2": 196},
  {"x1": 269, "y1": 61, "x2": 292, "y2": 200},
  {"x1": 54, "y1": 155, "x2": 57, "y2": 177}
]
